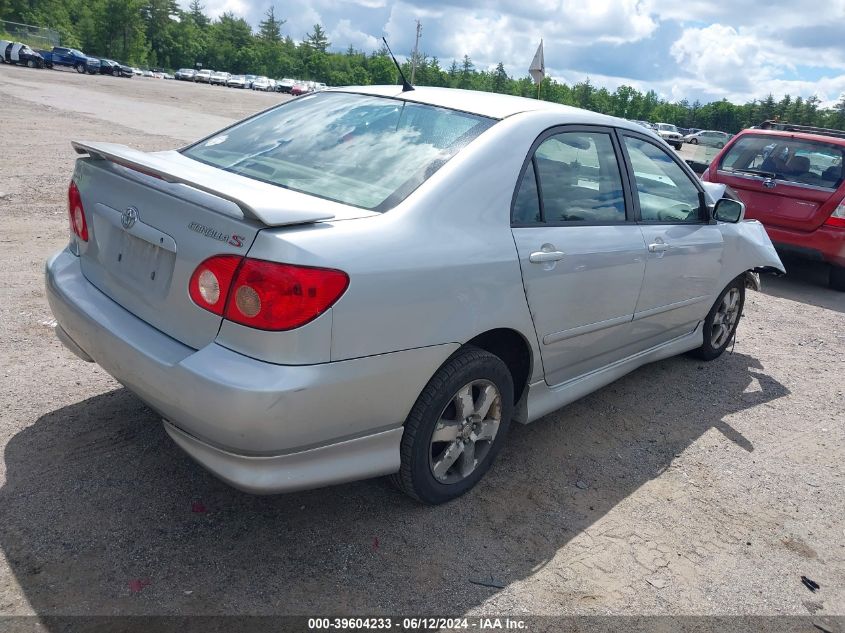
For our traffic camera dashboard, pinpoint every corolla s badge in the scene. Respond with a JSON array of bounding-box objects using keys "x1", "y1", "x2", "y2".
[{"x1": 121, "y1": 207, "x2": 139, "y2": 230}]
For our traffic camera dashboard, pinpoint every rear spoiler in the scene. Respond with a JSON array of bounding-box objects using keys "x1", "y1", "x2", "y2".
[{"x1": 71, "y1": 141, "x2": 336, "y2": 227}]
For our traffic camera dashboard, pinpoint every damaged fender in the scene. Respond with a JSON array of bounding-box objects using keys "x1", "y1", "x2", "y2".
[{"x1": 717, "y1": 219, "x2": 786, "y2": 292}]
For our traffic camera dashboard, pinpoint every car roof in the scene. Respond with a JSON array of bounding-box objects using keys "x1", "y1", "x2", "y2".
[
  {"x1": 328, "y1": 85, "x2": 640, "y2": 128},
  {"x1": 738, "y1": 128, "x2": 845, "y2": 147}
]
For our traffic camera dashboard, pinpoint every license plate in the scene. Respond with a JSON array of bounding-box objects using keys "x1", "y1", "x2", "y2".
[{"x1": 109, "y1": 230, "x2": 175, "y2": 297}]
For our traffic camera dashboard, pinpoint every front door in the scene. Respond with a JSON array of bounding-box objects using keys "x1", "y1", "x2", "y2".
[
  {"x1": 619, "y1": 133, "x2": 724, "y2": 348},
  {"x1": 511, "y1": 127, "x2": 647, "y2": 386}
]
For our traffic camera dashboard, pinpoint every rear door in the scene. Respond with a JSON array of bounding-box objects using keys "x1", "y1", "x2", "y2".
[
  {"x1": 619, "y1": 132, "x2": 723, "y2": 347},
  {"x1": 714, "y1": 133, "x2": 844, "y2": 231},
  {"x1": 511, "y1": 126, "x2": 648, "y2": 386}
]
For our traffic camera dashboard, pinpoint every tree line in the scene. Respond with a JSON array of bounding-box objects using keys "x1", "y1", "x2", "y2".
[{"x1": 3, "y1": 0, "x2": 845, "y2": 134}]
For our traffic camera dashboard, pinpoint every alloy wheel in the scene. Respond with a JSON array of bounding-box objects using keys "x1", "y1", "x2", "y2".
[
  {"x1": 711, "y1": 287, "x2": 741, "y2": 348},
  {"x1": 429, "y1": 380, "x2": 502, "y2": 485}
]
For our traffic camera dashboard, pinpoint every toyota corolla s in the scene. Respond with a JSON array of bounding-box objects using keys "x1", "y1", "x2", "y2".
[{"x1": 46, "y1": 86, "x2": 784, "y2": 504}]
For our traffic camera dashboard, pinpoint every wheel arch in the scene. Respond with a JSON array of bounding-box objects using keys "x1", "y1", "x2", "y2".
[{"x1": 463, "y1": 328, "x2": 533, "y2": 406}]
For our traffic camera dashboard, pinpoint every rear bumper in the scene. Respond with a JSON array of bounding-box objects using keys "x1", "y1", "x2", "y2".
[
  {"x1": 46, "y1": 248, "x2": 456, "y2": 493},
  {"x1": 767, "y1": 224, "x2": 845, "y2": 268}
]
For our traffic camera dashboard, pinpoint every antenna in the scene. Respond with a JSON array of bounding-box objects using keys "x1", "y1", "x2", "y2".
[{"x1": 382, "y1": 36, "x2": 414, "y2": 92}]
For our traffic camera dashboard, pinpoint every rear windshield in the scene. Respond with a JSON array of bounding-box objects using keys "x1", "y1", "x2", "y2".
[
  {"x1": 183, "y1": 92, "x2": 495, "y2": 211},
  {"x1": 720, "y1": 134, "x2": 844, "y2": 189}
]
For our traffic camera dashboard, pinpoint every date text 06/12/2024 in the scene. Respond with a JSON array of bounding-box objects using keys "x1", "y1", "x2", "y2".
[{"x1": 307, "y1": 617, "x2": 528, "y2": 630}]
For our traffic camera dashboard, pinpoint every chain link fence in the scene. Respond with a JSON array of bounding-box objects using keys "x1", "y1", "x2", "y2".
[{"x1": 0, "y1": 19, "x2": 60, "y2": 49}]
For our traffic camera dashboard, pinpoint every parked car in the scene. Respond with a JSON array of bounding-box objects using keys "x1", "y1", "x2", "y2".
[
  {"x1": 0, "y1": 40, "x2": 45, "y2": 68},
  {"x1": 685, "y1": 130, "x2": 730, "y2": 148},
  {"x1": 290, "y1": 82, "x2": 311, "y2": 96},
  {"x1": 175, "y1": 68, "x2": 197, "y2": 81},
  {"x1": 227, "y1": 74, "x2": 247, "y2": 88},
  {"x1": 37, "y1": 46, "x2": 98, "y2": 73},
  {"x1": 141, "y1": 69, "x2": 154, "y2": 78},
  {"x1": 130, "y1": 67, "x2": 142, "y2": 76},
  {"x1": 210, "y1": 70, "x2": 230, "y2": 86},
  {"x1": 244, "y1": 74, "x2": 257, "y2": 88},
  {"x1": 48, "y1": 87, "x2": 784, "y2": 504},
  {"x1": 97, "y1": 59, "x2": 133, "y2": 78},
  {"x1": 702, "y1": 120, "x2": 845, "y2": 290},
  {"x1": 275, "y1": 78, "x2": 296, "y2": 93},
  {"x1": 194, "y1": 68, "x2": 213, "y2": 83},
  {"x1": 655, "y1": 123, "x2": 684, "y2": 149},
  {"x1": 251, "y1": 76, "x2": 272, "y2": 91}
]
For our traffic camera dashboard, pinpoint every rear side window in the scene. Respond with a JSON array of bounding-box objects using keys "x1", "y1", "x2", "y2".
[
  {"x1": 511, "y1": 130, "x2": 627, "y2": 224},
  {"x1": 720, "y1": 134, "x2": 844, "y2": 189},
  {"x1": 184, "y1": 92, "x2": 494, "y2": 211}
]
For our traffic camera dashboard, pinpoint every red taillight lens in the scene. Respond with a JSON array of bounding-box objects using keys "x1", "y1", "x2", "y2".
[
  {"x1": 67, "y1": 181, "x2": 88, "y2": 242},
  {"x1": 825, "y1": 202, "x2": 845, "y2": 228},
  {"x1": 225, "y1": 259, "x2": 349, "y2": 330},
  {"x1": 188, "y1": 257, "x2": 349, "y2": 330},
  {"x1": 188, "y1": 255, "x2": 243, "y2": 315}
]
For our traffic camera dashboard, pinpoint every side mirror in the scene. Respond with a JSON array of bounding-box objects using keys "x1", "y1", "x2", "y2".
[{"x1": 713, "y1": 197, "x2": 745, "y2": 223}]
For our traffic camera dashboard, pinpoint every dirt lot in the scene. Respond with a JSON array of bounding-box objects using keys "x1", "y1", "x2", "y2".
[{"x1": 1, "y1": 64, "x2": 844, "y2": 624}]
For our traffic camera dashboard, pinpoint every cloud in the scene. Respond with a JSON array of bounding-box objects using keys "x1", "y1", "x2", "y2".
[{"x1": 177, "y1": 0, "x2": 845, "y2": 106}]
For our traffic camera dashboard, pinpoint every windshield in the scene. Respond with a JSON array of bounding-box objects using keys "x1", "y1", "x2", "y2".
[
  {"x1": 658, "y1": 124, "x2": 678, "y2": 133},
  {"x1": 720, "y1": 134, "x2": 844, "y2": 189},
  {"x1": 183, "y1": 92, "x2": 495, "y2": 211}
]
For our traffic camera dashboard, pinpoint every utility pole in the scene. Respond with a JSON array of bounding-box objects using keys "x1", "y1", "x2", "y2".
[{"x1": 410, "y1": 19, "x2": 422, "y2": 85}]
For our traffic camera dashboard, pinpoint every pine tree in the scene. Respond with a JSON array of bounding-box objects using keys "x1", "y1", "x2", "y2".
[
  {"x1": 258, "y1": 6, "x2": 284, "y2": 43},
  {"x1": 188, "y1": 0, "x2": 208, "y2": 28},
  {"x1": 459, "y1": 54, "x2": 473, "y2": 88},
  {"x1": 491, "y1": 61, "x2": 508, "y2": 93},
  {"x1": 304, "y1": 24, "x2": 329, "y2": 52}
]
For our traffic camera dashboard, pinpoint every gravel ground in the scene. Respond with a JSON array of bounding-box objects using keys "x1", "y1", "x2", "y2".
[{"x1": 1, "y1": 64, "x2": 844, "y2": 624}]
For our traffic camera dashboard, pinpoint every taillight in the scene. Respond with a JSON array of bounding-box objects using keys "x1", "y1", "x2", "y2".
[
  {"x1": 188, "y1": 257, "x2": 349, "y2": 330},
  {"x1": 825, "y1": 201, "x2": 845, "y2": 228},
  {"x1": 225, "y1": 259, "x2": 349, "y2": 330},
  {"x1": 188, "y1": 255, "x2": 242, "y2": 315},
  {"x1": 67, "y1": 181, "x2": 88, "y2": 242}
]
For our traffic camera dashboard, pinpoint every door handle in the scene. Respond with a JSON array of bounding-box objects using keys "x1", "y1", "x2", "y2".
[
  {"x1": 648, "y1": 243, "x2": 670, "y2": 253},
  {"x1": 529, "y1": 250, "x2": 565, "y2": 263}
]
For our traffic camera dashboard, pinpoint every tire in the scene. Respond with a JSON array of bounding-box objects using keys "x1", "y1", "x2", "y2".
[
  {"x1": 75, "y1": 63, "x2": 85, "y2": 73},
  {"x1": 26, "y1": 60, "x2": 35, "y2": 68},
  {"x1": 689, "y1": 277, "x2": 746, "y2": 360},
  {"x1": 391, "y1": 347, "x2": 514, "y2": 504},
  {"x1": 830, "y1": 265, "x2": 845, "y2": 292},
  {"x1": 717, "y1": 142, "x2": 725, "y2": 149},
  {"x1": 673, "y1": 143, "x2": 682, "y2": 150},
  {"x1": 690, "y1": 138, "x2": 699, "y2": 145}
]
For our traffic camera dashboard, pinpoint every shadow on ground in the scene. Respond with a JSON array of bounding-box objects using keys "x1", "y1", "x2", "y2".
[
  {"x1": 762, "y1": 255, "x2": 845, "y2": 314},
  {"x1": 0, "y1": 352, "x2": 787, "y2": 618}
]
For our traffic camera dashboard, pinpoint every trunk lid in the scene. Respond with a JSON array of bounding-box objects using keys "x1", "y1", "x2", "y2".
[
  {"x1": 715, "y1": 170, "x2": 840, "y2": 231},
  {"x1": 71, "y1": 143, "x2": 364, "y2": 350}
]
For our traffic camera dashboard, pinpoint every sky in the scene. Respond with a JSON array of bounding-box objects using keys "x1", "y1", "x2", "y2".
[{"x1": 180, "y1": 0, "x2": 845, "y2": 106}]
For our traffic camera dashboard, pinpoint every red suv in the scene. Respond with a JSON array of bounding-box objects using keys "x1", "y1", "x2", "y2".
[{"x1": 702, "y1": 121, "x2": 845, "y2": 290}]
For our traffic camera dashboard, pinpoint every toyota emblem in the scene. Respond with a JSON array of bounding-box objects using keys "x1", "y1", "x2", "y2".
[{"x1": 121, "y1": 207, "x2": 138, "y2": 230}]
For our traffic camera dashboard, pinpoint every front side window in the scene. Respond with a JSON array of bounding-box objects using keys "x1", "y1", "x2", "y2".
[
  {"x1": 511, "y1": 130, "x2": 626, "y2": 224},
  {"x1": 720, "y1": 134, "x2": 844, "y2": 189},
  {"x1": 184, "y1": 92, "x2": 494, "y2": 211},
  {"x1": 623, "y1": 136, "x2": 703, "y2": 222}
]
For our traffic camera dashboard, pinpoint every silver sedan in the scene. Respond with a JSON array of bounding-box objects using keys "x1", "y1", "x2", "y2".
[{"x1": 46, "y1": 86, "x2": 784, "y2": 504}]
